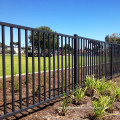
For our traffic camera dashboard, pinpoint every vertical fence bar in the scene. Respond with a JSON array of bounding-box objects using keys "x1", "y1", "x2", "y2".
[
  {"x1": 38, "y1": 31, "x2": 41, "y2": 102},
  {"x1": 105, "y1": 42, "x2": 106, "y2": 78},
  {"x1": 90, "y1": 40, "x2": 91, "y2": 75},
  {"x1": 99, "y1": 42, "x2": 101, "y2": 78},
  {"x1": 61, "y1": 36, "x2": 63, "y2": 93},
  {"x1": 74, "y1": 34, "x2": 78, "y2": 88},
  {"x1": 96, "y1": 42, "x2": 98, "y2": 77},
  {"x1": 81, "y1": 38, "x2": 83, "y2": 85},
  {"x1": 94, "y1": 41, "x2": 96, "y2": 75},
  {"x1": 25, "y1": 29, "x2": 29, "y2": 106},
  {"x1": 48, "y1": 34, "x2": 51, "y2": 99},
  {"x1": 65, "y1": 36, "x2": 67, "y2": 92},
  {"x1": 2, "y1": 25, "x2": 7, "y2": 115},
  {"x1": 53, "y1": 34, "x2": 55, "y2": 97},
  {"x1": 72, "y1": 38, "x2": 74, "y2": 90},
  {"x1": 101, "y1": 42, "x2": 104, "y2": 75},
  {"x1": 57, "y1": 35, "x2": 59, "y2": 95},
  {"x1": 86, "y1": 39, "x2": 87, "y2": 76},
  {"x1": 32, "y1": 31, "x2": 35, "y2": 104},
  {"x1": 92, "y1": 41, "x2": 93, "y2": 74},
  {"x1": 18, "y1": 28, "x2": 22, "y2": 109},
  {"x1": 43, "y1": 33, "x2": 46, "y2": 100},
  {"x1": 68, "y1": 37, "x2": 70, "y2": 91},
  {"x1": 88, "y1": 40, "x2": 89, "y2": 75},
  {"x1": 78, "y1": 38, "x2": 80, "y2": 84},
  {"x1": 83, "y1": 39, "x2": 85, "y2": 83},
  {"x1": 94, "y1": 41, "x2": 95, "y2": 75},
  {"x1": 110, "y1": 43, "x2": 113, "y2": 79},
  {"x1": 119, "y1": 46, "x2": 120, "y2": 72},
  {"x1": 10, "y1": 27, "x2": 15, "y2": 111}
]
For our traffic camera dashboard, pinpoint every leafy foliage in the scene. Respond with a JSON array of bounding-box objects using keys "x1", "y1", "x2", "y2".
[
  {"x1": 93, "y1": 96, "x2": 111, "y2": 118},
  {"x1": 85, "y1": 76, "x2": 97, "y2": 88},
  {"x1": 72, "y1": 86, "x2": 86, "y2": 104},
  {"x1": 14, "y1": 80, "x2": 19, "y2": 92},
  {"x1": 105, "y1": 33, "x2": 120, "y2": 44},
  {"x1": 59, "y1": 93, "x2": 71, "y2": 116},
  {"x1": 113, "y1": 83, "x2": 120, "y2": 100},
  {"x1": 97, "y1": 79, "x2": 113, "y2": 96},
  {"x1": 29, "y1": 26, "x2": 58, "y2": 50}
]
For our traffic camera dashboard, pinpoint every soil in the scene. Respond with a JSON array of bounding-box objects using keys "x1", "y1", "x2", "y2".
[{"x1": 0, "y1": 73, "x2": 120, "y2": 120}]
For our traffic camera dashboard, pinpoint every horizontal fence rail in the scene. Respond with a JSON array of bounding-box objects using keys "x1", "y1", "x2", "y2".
[{"x1": 0, "y1": 21, "x2": 120, "y2": 119}]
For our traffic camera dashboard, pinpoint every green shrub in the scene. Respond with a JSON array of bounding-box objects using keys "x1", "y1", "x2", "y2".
[
  {"x1": 72, "y1": 86, "x2": 86, "y2": 104},
  {"x1": 35, "y1": 87, "x2": 44, "y2": 96},
  {"x1": 58, "y1": 93, "x2": 71, "y2": 116},
  {"x1": 60, "y1": 73, "x2": 66, "y2": 92},
  {"x1": 24, "y1": 74, "x2": 31, "y2": 84},
  {"x1": 85, "y1": 76, "x2": 100, "y2": 97},
  {"x1": 107, "y1": 96, "x2": 115, "y2": 112},
  {"x1": 97, "y1": 80, "x2": 112, "y2": 96},
  {"x1": 14, "y1": 80, "x2": 19, "y2": 92},
  {"x1": 93, "y1": 96, "x2": 110, "y2": 119},
  {"x1": 85, "y1": 76, "x2": 97, "y2": 88}
]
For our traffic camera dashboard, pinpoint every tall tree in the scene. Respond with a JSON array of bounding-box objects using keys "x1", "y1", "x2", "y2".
[
  {"x1": 105, "y1": 33, "x2": 120, "y2": 44},
  {"x1": 0, "y1": 42, "x2": 7, "y2": 49},
  {"x1": 29, "y1": 26, "x2": 58, "y2": 50},
  {"x1": 63, "y1": 44, "x2": 72, "y2": 52}
]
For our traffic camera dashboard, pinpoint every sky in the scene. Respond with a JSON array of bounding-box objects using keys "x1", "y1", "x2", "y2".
[{"x1": 0, "y1": 0, "x2": 120, "y2": 44}]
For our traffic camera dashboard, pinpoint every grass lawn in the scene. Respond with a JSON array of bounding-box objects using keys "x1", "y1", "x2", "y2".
[{"x1": 0, "y1": 55, "x2": 107, "y2": 76}]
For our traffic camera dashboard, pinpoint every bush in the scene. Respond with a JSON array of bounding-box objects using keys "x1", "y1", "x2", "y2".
[
  {"x1": 85, "y1": 76, "x2": 100, "y2": 97},
  {"x1": 14, "y1": 80, "x2": 19, "y2": 92},
  {"x1": 112, "y1": 83, "x2": 120, "y2": 100},
  {"x1": 71, "y1": 86, "x2": 86, "y2": 105},
  {"x1": 96, "y1": 79, "x2": 113, "y2": 96},
  {"x1": 93, "y1": 96, "x2": 111, "y2": 119},
  {"x1": 85, "y1": 76, "x2": 97, "y2": 88},
  {"x1": 58, "y1": 93, "x2": 71, "y2": 116}
]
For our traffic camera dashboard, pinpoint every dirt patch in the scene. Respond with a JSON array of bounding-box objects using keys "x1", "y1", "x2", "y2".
[{"x1": 1, "y1": 74, "x2": 120, "y2": 119}]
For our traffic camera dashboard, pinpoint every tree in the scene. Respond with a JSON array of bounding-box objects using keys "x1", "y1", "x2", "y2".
[
  {"x1": 0, "y1": 42, "x2": 7, "y2": 49},
  {"x1": 63, "y1": 44, "x2": 72, "y2": 54},
  {"x1": 29, "y1": 26, "x2": 58, "y2": 50},
  {"x1": 13, "y1": 42, "x2": 19, "y2": 47},
  {"x1": 105, "y1": 33, "x2": 120, "y2": 44}
]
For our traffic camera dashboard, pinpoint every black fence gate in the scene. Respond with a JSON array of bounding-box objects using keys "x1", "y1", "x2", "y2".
[{"x1": 0, "y1": 22, "x2": 120, "y2": 119}]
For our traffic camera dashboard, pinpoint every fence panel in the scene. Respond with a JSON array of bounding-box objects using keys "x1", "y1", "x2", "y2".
[{"x1": 0, "y1": 22, "x2": 120, "y2": 119}]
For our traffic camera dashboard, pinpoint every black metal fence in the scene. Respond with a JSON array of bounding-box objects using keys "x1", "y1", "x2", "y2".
[{"x1": 0, "y1": 22, "x2": 120, "y2": 119}]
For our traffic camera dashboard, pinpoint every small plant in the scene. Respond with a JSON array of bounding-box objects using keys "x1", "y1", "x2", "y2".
[
  {"x1": 93, "y1": 95, "x2": 110, "y2": 119},
  {"x1": 24, "y1": 74, "x2": 31, "y2": 84},
  {"x1": 14, "y1": 72, "x2": 17, "y2": 76},
  {"x1": 35, "y1": 86, "x2": 44, "y2": 96},
  {"x1": 97, "y1": 80, "x2": 112, "y2": 96},
  {"x1": 72, "y1": 86, "x2": 86, "y2": 105},
  {"x1": 14, "y1": 80, "x2": 19, "y2": 92},
  {"x1": 0, "y1": 83, "x2": 3, "y2": 89},
  {"x1": 94, "y1": 77, "x2": 114, "y2": 97},
  {"x1": 85, "y1": 76, "x2": 97, "y2": 88},
  {"x1": 85, "y1": 76, "x2": 100, "y2": 97},
  {"x1": 41, "y1": 80, "x2": 44, "y2": 87},
  {"x1": 107, "y1": 96, "x2": 115, "y2": 113},
  {"x1": 112, "y1": 83, "x2": 120, "y2": 100},
  {"x1": 60, "y1": 73, "x2": 66, "y2": 92},
  {"x1": 58, "y1": 93, "x2": 71, "y2": 116}
]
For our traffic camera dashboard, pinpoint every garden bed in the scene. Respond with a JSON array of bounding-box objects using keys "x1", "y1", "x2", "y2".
[{"x1": 2, "y1": 75, "x2": 120, "y2": 120}]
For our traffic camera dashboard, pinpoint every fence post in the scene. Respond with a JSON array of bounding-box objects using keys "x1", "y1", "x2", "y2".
[
  {"x1": 110, "y1": 43, "x2": 113, "y2": 79},
  {"x1": 74, "y1": 34, "x2": 78, "y2": 88}
]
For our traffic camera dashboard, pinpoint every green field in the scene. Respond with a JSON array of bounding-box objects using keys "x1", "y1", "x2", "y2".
[{"x1": 0, "y1": 55, "x2": 107, "y2": 76}]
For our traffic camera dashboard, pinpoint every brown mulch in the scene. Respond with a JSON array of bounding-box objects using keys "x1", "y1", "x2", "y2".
[{"x1": 1, "y1": 74, "x2": 120, "y2": 120}]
